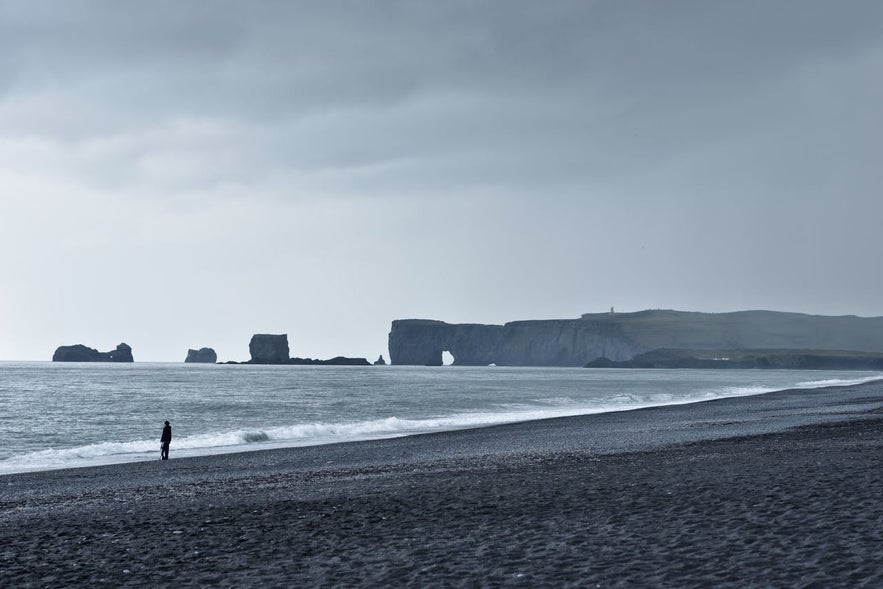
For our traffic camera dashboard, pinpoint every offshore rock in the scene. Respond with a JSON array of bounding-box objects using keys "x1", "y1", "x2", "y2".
[
  {"x1": 185, "y1": 348, "x2": 218, "y2": 363},
  {"x1": 249, "y1": 334, "x2": 290, "y2": 364},
  {"x1": 388, "y1": 310, "x2": 883, "y2": 367},
  {"x1": 223, "y1": 355, "x2": 370, "y2": 366},
  {"x1": 374, "y1": 355, "x2": 387, "y2": 366},
  {"x1": 53, "y1": 343, "x2": 134, "y2": 362},
  {"x1": 290, "y1": 356, "x2": 371, "y2": 366}
]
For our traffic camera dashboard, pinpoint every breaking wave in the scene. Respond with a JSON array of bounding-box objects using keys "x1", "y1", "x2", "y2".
[{"x1": 1, "y1": 373, "x2": 880, "y2": 475}]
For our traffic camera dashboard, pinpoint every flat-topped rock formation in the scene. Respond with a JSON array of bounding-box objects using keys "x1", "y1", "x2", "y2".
[
  {"x1": 185, "y1": 348, "x2": 218, "y2": 363},
  {"x1": 222, "y1": 356, "x2": 371, "y2": 366},
  {"x1": 249, "y1": 334, "x2": 290, "y2": 364},
  {"x1": 388, "y1": 310, "x2": 883, "y2": 366},
  {"x1": 290, "y1": 356, "x2": 371, "y2": 366},
  {"x1": 221, "y1": 333, "x2": 368, "y2": 365},
  {"x1": 52, "y1": 343, "x2": 134, "y2": 362}
]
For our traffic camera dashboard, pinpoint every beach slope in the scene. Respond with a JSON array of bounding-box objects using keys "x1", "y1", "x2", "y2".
[{"x1": 2, "y1": 381, "x2": 882, "y2": 587}]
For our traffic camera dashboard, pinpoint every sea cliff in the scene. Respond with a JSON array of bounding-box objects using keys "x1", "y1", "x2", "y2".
[{"x1": 388, "y1": 310, "x2": 883, "y2": 366}]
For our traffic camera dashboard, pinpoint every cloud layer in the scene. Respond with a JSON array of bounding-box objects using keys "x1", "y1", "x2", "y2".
[{"x1": 2, "y1": 1, "x2": 882, "y2": 360}]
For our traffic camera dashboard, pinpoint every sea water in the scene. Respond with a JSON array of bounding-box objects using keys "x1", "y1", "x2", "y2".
[{"x1": 1, "y1": 361, "x2": 881, "y2": 475}]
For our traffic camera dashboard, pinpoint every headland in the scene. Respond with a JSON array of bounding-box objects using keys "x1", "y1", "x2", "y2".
[{"x1": 389, "y1": 309, "x2": 883, "y2": 367}]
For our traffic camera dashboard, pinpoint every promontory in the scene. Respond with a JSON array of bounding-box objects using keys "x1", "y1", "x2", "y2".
[{"x1": 388, "y1": 310, "x2": 883, "y2": 367}]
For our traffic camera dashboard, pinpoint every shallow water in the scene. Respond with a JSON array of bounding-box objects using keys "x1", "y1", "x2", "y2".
[{"x1": 0, "y1": 361, "x2": 880, "y2": 474}]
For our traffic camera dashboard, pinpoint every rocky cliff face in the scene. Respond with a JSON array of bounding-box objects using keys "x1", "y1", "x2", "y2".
[
  {"x1": 249, "y1": 334, "x2": 290, "y2": 364},
  {"x1": 388, "y1": 310, "x2": 883, "y2": 366},
  {"x1": 53, "y1": 343, "x2": 134, "y2": 362},
  {"x1": 388, "y1": 319, "x2": 633, "y2": 366},
  {"x1": 185, "y1": 348, "x2": 218, "y2": 363}
]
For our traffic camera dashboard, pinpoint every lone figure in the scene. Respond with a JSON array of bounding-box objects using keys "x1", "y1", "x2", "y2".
[{"x1": 160, "y1": 421, "x2": 172, "y2": 460}]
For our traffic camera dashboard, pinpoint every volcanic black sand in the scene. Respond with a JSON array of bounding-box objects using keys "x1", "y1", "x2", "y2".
[{"x1": 2, "y1": 381, "x2": 883, "y2": 587}]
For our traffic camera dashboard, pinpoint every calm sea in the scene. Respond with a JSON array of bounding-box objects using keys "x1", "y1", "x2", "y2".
[{"x1": 1, "y1": 362, "x2": 880, "y2": 475}]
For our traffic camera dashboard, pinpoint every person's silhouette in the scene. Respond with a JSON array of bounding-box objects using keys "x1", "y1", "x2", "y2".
[{"x1": 160, "y1": 421, "x2": 172, "y2": 460}]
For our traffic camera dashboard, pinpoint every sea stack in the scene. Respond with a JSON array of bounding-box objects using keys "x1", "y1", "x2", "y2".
[
  {"x1": 185, "y1": 348, "x2": 218, "y2": 363},
  {"x1": 53, "y1": 343, "x2": 134, "y2": 362},
  {"x1": 249, "y1": 334, "x2": 290, "y2": 364},
  {"x1": 374, "y1": 355, "x2": 387, "y2": 366}
]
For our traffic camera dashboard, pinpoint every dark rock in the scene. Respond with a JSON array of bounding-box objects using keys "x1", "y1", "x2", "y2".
[
  {"x1": 248, "y1": 334, "x2": 290, "y2": 364},
  {"x1": 107, "y1": 343, "x2": 134, "y2": 362},
  {"x1": 185, "y1": 348, "x2": 218, "y2": 363},
  {"x1": 387, "y1": 318, "x2": 626, "y2": 366},
  {"x1": 289, "y1": 356, "x2": 371, "y2": 366},
  {"x1": 52, "y1": 344, "x2": 100, "y2": 362},
  {"x1": 583, "y1": 356, "x2": 617, "y2": 368},
  {"x1": 53, "y1": 343, "x2": 134, "y2": 362},
  {"x1": 585, "y1": 348, "x2": 883, "y2": 370},
  {"x1": 225, "y1": 355, "x2": 370, "y2": 366},
  {"x1": 373, "y1": 355, "x2": 387, "y2": 366},
  {"x1": 389, "y1": 310, "x2": 883, "y2": 367},
  {"x1": 322, "y1": 356, "x2": 371, "y2": 366}
]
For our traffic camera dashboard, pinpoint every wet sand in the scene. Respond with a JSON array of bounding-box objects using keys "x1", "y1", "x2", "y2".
[{"x1": 2, "y1": 381, "x2": 882, "y2": 587}]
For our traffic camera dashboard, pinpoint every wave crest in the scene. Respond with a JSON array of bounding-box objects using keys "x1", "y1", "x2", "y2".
[{"x1": 2, "y1": 373, "x2": 880, "y2": 475}]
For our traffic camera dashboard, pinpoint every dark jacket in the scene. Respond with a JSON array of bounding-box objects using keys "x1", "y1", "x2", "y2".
[{"x1": 161, "y1": 425, "x2": 172, "y2": 443}]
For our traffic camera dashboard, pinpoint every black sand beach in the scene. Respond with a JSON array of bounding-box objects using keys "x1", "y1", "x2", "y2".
[{"x1": 2, "y1": 382, "x2": 882, "y2": 587}]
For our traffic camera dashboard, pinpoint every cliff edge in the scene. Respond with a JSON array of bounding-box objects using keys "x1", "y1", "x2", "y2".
[{"x1": 388, "y1": 310, "x2": 883, "y2": 366}]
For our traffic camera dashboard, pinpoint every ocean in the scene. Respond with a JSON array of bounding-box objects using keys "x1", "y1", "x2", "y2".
[{"x1": 1, "y1": 361, "x2": 880, "y2": 475}]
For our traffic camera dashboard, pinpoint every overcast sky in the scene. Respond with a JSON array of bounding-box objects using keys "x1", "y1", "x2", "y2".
[{"x1": 1, "y1": 0, "x2": 882, "y2": 362}]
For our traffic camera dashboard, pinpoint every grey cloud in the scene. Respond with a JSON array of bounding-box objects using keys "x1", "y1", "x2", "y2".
[
  {"x1": 3, "y1": 0, "x2": 882, "y2": 200},
  {"x1": 2, "y1": 0, "x2": 883, "y2": 360}
]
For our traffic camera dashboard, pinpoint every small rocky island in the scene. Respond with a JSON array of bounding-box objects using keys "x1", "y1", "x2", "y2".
[
  {"x1": 185, "y1": 348, "x2": 218, "y2": 363},
  {"x1": 223, "y1": 334, "x2": 370, "y2": 366},
  {"x1": 52, "y1": 343, "x2": 134, "y2": 362},
  {"x1": 249, "y1": 334, "x2": 290, "y2": 364}
]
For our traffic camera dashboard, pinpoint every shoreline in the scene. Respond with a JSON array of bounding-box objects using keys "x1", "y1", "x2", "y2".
[
  {"x1": 3, "y1": 381, "x2": 883, "y2": 586},
  {"x1": 4, "y1": 374, "x2": 882, "y2": 477}
]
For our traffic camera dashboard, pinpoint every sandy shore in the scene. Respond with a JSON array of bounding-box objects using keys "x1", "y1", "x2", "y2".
[{"x1": 2, "y1": 381, "x2": 883, "y2": 587}]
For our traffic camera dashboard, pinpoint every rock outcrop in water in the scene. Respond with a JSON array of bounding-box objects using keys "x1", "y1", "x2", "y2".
[
  {"x1": 388, "y1": 310, "x2": 883, "y2": 366},
  {"x1": 185, "y1": 348, "x2": 218, "y2": 363},
  {"x1": 52, "y1": 343, "x2": 134, "y2": 362},
  {"x1": 290, "y1": 356, "x2": 371, "y2": 366},
  {"x1": 238, "y1": 334, "x2": 369, "y2": 365},
  {"x1": 249, "y1": 334, "x2": 290, "y2": 364}
]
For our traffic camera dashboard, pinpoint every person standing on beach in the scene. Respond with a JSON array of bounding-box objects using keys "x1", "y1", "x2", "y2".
[{"x1": 160, "y1": 421, "x2": 172, "y2": 460}]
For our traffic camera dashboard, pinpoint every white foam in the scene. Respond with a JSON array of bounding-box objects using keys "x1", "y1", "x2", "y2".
[
  {"x1": 2, "y1": 374, "x2": 881, "y2": 475},
  {"x1": 0, "y1": 394, "x2": 755, "y2": 474},
  {"x1": 794, "y1": 375, "x2": 883, "y2": 389}
]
